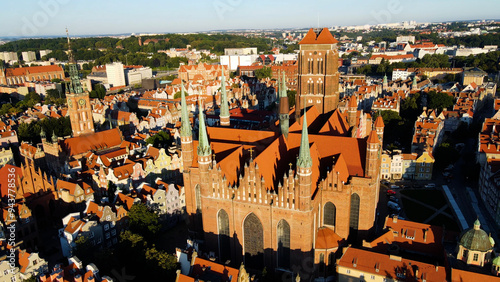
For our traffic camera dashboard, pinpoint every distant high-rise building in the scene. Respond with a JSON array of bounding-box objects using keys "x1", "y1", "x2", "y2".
[
  {"x1": 125, "y1": 66, "x2": 153, "y2": 86},
  {"x1": 21, "y1": 51, "x2": 36, "y2": 62},
  {"x1": 39, "y1": 49, "x2": 52, "y2": 59},
  {"x1": 106, "y1": 62, "x2": 126, "y2": 87},
  {"x1": 0, "y1": 51, "x2": 18, "y2": 62},
  {"x1": 297, "y1": 28, "x2": 340, "y2": 117}
]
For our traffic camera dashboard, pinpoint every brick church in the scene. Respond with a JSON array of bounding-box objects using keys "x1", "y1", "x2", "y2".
[{"x1": 180, "y1": 28, "x2": 384, "y2": 277}]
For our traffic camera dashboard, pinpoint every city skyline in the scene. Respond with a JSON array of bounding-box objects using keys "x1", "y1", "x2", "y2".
[{"x1": 1, "y1": 0, "x2": 499, "y2": 37}]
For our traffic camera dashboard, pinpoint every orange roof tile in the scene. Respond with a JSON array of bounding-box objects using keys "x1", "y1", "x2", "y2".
[
  {"x1": 191, "y1": 257, "x2": 239, "y2": 282},
  {"x1": 62, "y1": 128, "x2": 122, "y2": 156},
  {"x1": 315, "y1": 227, "x2": 344, "y2": 249},
  {"x1": 300, "y1": 28, "x2": 338, "y2": 45}
]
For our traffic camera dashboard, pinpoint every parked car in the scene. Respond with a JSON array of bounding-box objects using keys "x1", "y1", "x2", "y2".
[
  {"x1": 390, "y1": 185, "x2": 400, "y2": 189},
  {"x1": 424, "y1": 183, "x2": 436, "y2": 189},
  {"x1": 413, "y1": 184, "x2": 422, "y2": 188},
  {"x1": 386, "y1": 190, "x2": 397, "y2": 196},
  {"x1": 389, "y1": 196, "x2": 399, "y2": 203},
  {"x1": 381, "y1": 180, "x2": 389, "y2": 185},
  {"x1": 387, "y1": 201, "x2": 401, "y2": 211}
]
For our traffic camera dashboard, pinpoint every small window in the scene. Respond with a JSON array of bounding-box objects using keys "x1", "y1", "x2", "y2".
[{"x1": 473, "y1": 253, "x2": 479, "y2": 261}]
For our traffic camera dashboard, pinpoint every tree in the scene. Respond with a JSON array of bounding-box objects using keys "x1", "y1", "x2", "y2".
[
  {"x1": 373, "y1": 110, "x2": 402, "y2": 125},
  {"x1": 255, "y1": 67, "x2": 272, "y2": 80},
  {"x1": 128, "y1": 203, "x2": 161, "y2": 239},
  {"x1": 286, "y1": 90, "x2": 296, "y2": 108},
  {"x1": 173, "y1": 91, "x2": 188, "y2": 99},
  {"x1": 146, "y1": 131, "x2": 171, "y2": 148},
  {"x1": 427, "y1": 91, "x2": 454, "y2": 112}
]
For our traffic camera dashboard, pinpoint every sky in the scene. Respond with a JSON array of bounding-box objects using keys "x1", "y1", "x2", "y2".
[{"x1": 1, "y1": 0, "x2": 500, "y2": 37}]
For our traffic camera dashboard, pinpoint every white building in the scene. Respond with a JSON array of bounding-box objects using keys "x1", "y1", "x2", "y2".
[
  {"x1": 0, "y1": 51, "x2": 18, "y2": 62},
  {"x1": 22, "y1": 51, "x2": 36, "y2": 62},
  {"x1": 39, "y1": 49, "x2": 52, "y2": 58},
  {"x1": 105, "y1": 62, "x2": 126, "y2": 87},
  {"x1": 224, "y1": 47, "x2": 257, "y2": 55},
  {"x1": 396, "y1": 35, "x2": 415, "y2": 44},
  {"x1": 220, "y1": 55, "x2": 259, "y2": 71},
  {"x1": 126, "y1": 66, "x2": 153, "y2": 86}
]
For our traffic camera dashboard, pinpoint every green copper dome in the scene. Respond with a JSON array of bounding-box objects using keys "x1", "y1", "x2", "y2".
[{"x1": 459, "y1": 220, "x2": 493, "y2": 252}]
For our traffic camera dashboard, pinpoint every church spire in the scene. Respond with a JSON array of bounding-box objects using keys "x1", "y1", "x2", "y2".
[
  {"x1": 197, "y1": 103, "x2": 211, "y2": 157},
  {"x1": 280, "y1": 71, "x2": 287, "y2": 98},
  {"x1": 279, "y1": 71, "x2": 290, "y2": 138},
  {"x1": 51, "y1": 130, "x2": 58, "y2": 143},
  {"x1": 40, "y1": 127, "x2": 46, "y2": 140},
  {"x1": 219, "y1": 74, "x2": 230, "y2": 126},
  {"x1": 297, "y1": 109, "x2": 312, "y2": 168},
  {"x1": 65, "y1": 28, "x2": 83, "y2": 94},
  {"x1": 180, "y1": 81, "x2": 192, "y2": 137}
]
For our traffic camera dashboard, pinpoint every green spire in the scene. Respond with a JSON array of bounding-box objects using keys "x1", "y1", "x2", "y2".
[
  {"x1": 383, "y1": 74, "x2": 387, "y2": 85},
  {"x1": 40, "y1": 128, "x2": 46, "y2": 139},
  {"x1": 197, "y1": 107, "x2": 211, "y2": 157},
  {"x1": 412, "y1": 75, "x2": 417, "y2": 87},
  {"x1": 220, "y1": 75, "x2": 229, "y2": 118},
  {"x1": 51, "y1": 130, "x2": 58, "y2": 143},
  {"x1": 297, "y1": 108, "x2": 312, "y2": 168},
  {"x1": 280, "y1": 72, "x2": 287, "y2": 98},
  {"x1": 474, "y1": 218, "x2": 481, "y2": 230},
  {"x1": 180, "y1": 81, "x2": 192, "y2": 137},
  {"x1": 66, "y1": 28, "x2": 83, "y2": 94}
]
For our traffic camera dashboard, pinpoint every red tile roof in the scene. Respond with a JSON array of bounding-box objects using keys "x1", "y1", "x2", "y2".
[
  {"x1": 316, "y1": 227, "x2": 344, "y2": 249},
  {"x1": 299, "y1": 28, "x2": 338, "y2": 45},
  {"x1": 191, "y1": 257, "x2": 239, "y2": 282},
  {"x1": 5, "y1": 65, "x2": 63, "y2": 77},
  {"x1": 62, "y1": 128, "x2": 122, "y2": 156},
  {"x1": 338, "y1": 247, "x2": 447, "y2": 281}
]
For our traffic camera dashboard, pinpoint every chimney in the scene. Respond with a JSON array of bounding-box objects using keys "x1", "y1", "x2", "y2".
[
  {"x1": 393, "y1": 214, "x2": 398, "y2": 223},
  {"x1": 375, "y1": 262, "x2": 380, "y2": 273}
]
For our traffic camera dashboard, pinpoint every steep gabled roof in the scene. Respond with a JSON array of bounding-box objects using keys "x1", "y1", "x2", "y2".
[{"x1": 299, "y1": 28, "x2": 338, "y2": 45}]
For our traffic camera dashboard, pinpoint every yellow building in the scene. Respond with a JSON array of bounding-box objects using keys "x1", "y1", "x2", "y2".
[
  {"x1": 380, "y1": 151, "x2": 392, "y2": 180},
  {"x1": 415, "y1": 151, "x2": 434, "y2": 180}
]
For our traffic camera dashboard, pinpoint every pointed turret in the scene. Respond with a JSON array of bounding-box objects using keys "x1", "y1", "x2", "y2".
[
  {"x1": 297, "y1": 110, "x2": 312, "y2": 169},
  {"x1": 180, "y1": 83, "x2": 194, "y2": 171},
  {"x1": 219, "y1": 75, "x2": 230, "y2": 126},
  {"x1": 197, "y1": 107, "x2": 211, "y2": 158},
  {"x1": 296, "y1": 108, "x2": 312, "y2": 211},
  {"x1": 348, "y1": 95, "x2": 357, "y2": 128},
  {"x1": 279, "y1": 72, "x2": 290, "y2": 138},
  {"x1": 412, "y1": 75, "x2": 418, "y2": 90},
  {"x1": 40, "y1": 128, "x2": 46, "y2": 140},
  {"x1": 383, "y1": 74, "x2": 388, "y2": 89},
  {"x1": 51, "y1": 130, "x2": 57, "y2": 143},
  {"x1": 180, "y1": 81, "x2": 192, "y2": 137},
  {"x1": 374, "y1": 115, "x2": 385, "y2": 143},
  {"x1": 365, "y1": 130, "x2": 380, "y2": 179}
]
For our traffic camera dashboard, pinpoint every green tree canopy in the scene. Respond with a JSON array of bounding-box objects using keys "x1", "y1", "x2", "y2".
[
  {"x1": 173, "y1": 91, "x2": 188, "y2": 99},
  {"x1": 255, "y1": 67, "x2": 272, "y2": 80},
  {"x1": 145, "y1": 131, "x2": 171, "y2": 148},
  {"x1": 427, "y1": 91, "x2": 454, "y2": 112},
  {"x1": 128, "y1": 203, "x2": 161, "y2": 239},
  {"x1": 286, "y1": 90, "x2": 296, "y2": 108}
]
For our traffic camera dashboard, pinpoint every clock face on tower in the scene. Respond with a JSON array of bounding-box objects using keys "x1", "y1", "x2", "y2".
[{"x1": 78, "y1": 99, "x2": 86, "y2": 106}]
